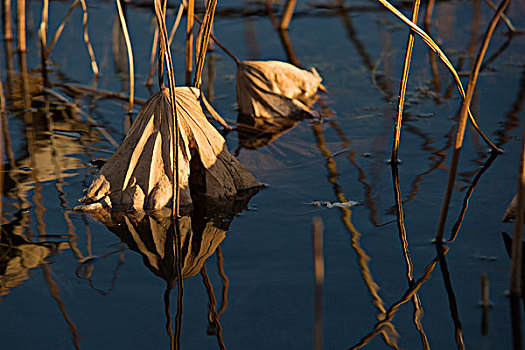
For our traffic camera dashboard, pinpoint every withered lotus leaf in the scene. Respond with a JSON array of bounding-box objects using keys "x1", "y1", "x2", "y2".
[
  {"x1": 79, "y1": 87, "x2": 261, "y2": 212},
  {"x1": 236, "y1": 60, "x2": 322, "y2": 123}
]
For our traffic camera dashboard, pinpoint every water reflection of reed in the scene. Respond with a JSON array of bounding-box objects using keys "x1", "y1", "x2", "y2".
[
  {"x1": 88, "y1": 193, "x2": 257, "y2": 348},
  {"x1": 391, "y1": 163, "x2": 430, "y2": 349},
  {"x1": 312, "y1": 122, "x2": 400, "y2": 349}
]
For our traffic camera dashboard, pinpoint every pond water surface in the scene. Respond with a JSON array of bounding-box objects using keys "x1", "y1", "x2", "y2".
[{"x1": 1, "y1": 0, "x2": 525, "y2": 349}]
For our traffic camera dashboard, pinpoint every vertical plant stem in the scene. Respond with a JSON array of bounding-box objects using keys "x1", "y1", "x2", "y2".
[
  {"x1": 168, "y1": 4, "x2": 185, "y2": 45},
  {"x1": 391, "y1": 0, "x2": 420, "y2": 162},
  {"x1": 194, "y1": 0, "x2": 217, "y2": 89},
  {"x1": 3, "y1": 0, "x2": 13, "y2": 41},
  {"x1": 147, "y1": 25, "x2": 159, "y2": 87},
  {"x1": 435, "y1": 0, "x2": 511, "y2": 242},
  {"x1": 17, "y1": 0, "x2": 26, "y2": 53},
  {"x1": 155, "y1": 0, "x2": 179, "y2": 217},
  {"x1": 481, "y1": 273, "x2": 490, "y2": 335},
  {"x1": 116, "y1": 0, "x2": 134, "y2": 114},
  {"x1": 510, "y1": 117, "x2": 525, "y2": 297},
  {"x1": 186, "y1": 0, "x2": 194, "y2": 85},
  {"x1": 376, "y1": 0, "x2": 501, "y2": 152},
  {"x1": 80, "y1": 0, "x2": 99, "y2": 75},
  {"x1": 39, "y1": 0, "x2": 49, "y2": 48},
  {"x1": 313, "y1": 217, "x2": 324, "y2": 350},
  {"x1": 279, "y1": 0, "x2": 296, "y2": 30}
]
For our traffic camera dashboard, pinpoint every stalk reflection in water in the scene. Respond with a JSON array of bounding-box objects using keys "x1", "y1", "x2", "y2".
[{"x1": 86, "y1": 192, "x2": 258, "y2": 348}]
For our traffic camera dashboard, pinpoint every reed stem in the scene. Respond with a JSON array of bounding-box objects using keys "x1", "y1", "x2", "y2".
[
  {"x1": 116, "y1": 0, "x2": 134, "y2": 114},
  {"x1": 80, "y1": 0, "x2": 99, "y2": 75},
  {"x1": 376, "y1": 0, "x2": 501, "y2": 153},
  {"x1": 312, "y1": 217, "x2": 324, "y2": 350},
  {"x1": 435, "y1": 0, "x2": 511, "y2": 243},
  {"x1": 186, "y1": 0, "x2": 194, "y2": 85},
  {"x1": 391, "y1": 0, "x2": 420, "y2": 162},
  {"x1": 194, "y1": 0, "x2": 217, "y2": 89},
  {"x1": 279, "y1": 0, "x2": 296, "y2": 30},
  {"x1": 509, "y1": 113, "x2": 525, "y2": 297}
]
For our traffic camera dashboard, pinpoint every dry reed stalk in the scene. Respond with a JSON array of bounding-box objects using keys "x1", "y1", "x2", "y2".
[
  {"x1": 312, "y1": 217, "x2": 324, "y2": 350},
  {"x1": 391, "y1": 0, "x2": 420, "y2": 162},
  {"x1": 80, "y1": 0, "x2": 99, "y2": 75},
  {"x1": 193, "y1": 0, "x2": 217, "y2": 89},
  {"x1": 17, "y1": 0, "x2": 26, "y2": 52},
  {"x1": 481, "y1": 273, "x2": 489, "y2": 335},
  {"x1": 154, "y1": 0, "x2": 180, "y2": 216},
  {"x1": 147, "y1": 4, "x2": 184, "y2": 86},
  {"x1": 116, "y1": 0, "x2": 134, "y2": 114},
  {"x1": 45, "y1": 0, "x2": 79, "y2": 57},
  {"x1": 186, "y1": 0, "x2": 195, "y2": 86},
  {"x1": 510, "y1": 116, "x2": 525, "y2": 297},
  {"x1": 168, "y1": 4, "x2": 185, "y2": 45},
  {"x1": 435, "y1": 0, "x2": 511, "y2": 243},
  {"x1": 39, "y1": 0, "x2": 49, "y2": 48},
  {"x1": 279, "y1": 0, "x2": 296, "y2": 30},
  {"x1": 376, "y1": 0, "x2": 501, "y2": 153},
  {"x1": 3, "y1": 0, "x2": 13, "y2": 41},
  {"x1": 147, "y1": 25, "x2": 159, "y2": 87}
]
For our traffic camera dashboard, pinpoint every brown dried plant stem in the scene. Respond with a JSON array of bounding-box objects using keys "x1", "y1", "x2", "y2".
[
  {"x1": 376, "y1": 0, "x2": 500, "y2": 153},
  {"x1": 186, "y1": 0, "x2": 194, "y2": 85},
  {"x1": 312, "y1": 217, "x2": 324, "y2": 350},
  {"x1": 39, "y1": 0, "x2": 49, "y2": 48},
  {"x1": 193, "y1": 0, "x2": 217, "y2": 89},
  {"x1": 147, "y1": 4, "x2": 184, "y2": 87},
  {"x1": 280, "y1": 0, "x2": 296, "y2": 30},
  {"x1": 80, "y1": 0, "x2": 99, "y2": 75},
  {"x1": 116, "y1": 0, "x2": 134, "y2": 114},
  {"x1": 154, "y1": 0, "x2": 179, "y2": 216},
  {"x1": 509, "y1": 118, "x2": 525, "y2": 297},
  {"x1": 17, "y1": 0, "x2": 26, "y2": 53},
  {"x1": 435, "y1": 0, "x2": 511, "y2": 243},
  {"x1": 3, "y1": 0, "x2": 13, "y2": 41},
  {"x1": 391, "y1": 0, "x2": 420, "y2": 162}
]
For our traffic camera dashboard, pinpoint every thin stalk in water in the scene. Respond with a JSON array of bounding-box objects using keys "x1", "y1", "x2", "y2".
[
  {"x1": 435, "y1": 0, "x2": 512, "y2": 243},
  {"x1": 116, "y1": 0, "x2": 134, "y2": 114},
  {"x1": 391, "y1": 0, "x2": 421, "y2": 162}
]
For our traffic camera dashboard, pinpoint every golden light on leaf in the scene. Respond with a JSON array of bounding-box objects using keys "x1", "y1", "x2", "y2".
[
  {"x1": 236, "y1": 60, "x2": 323, "y2": 123},
  {"x1": 79, "y1": 87, "x2": 261, "y2": 212}
]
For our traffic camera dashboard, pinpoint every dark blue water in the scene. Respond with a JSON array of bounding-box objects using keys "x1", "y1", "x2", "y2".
[{"x1": 1, "y1": 0, "x2": 525, "y2": 348}]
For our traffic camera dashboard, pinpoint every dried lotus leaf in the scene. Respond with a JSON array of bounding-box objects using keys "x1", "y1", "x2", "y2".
[
  {"x1": 236, "y1": 60, "x2": 323, "y2": 123},
  {"x1": 79, "y1": 87, "x2": 261, "y2": 212}
]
